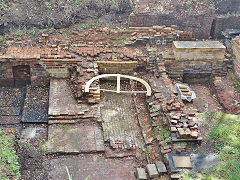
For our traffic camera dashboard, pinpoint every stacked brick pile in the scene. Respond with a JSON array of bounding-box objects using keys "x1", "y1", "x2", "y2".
[{"x1": 168, "y1": 110, "x2": 200, "y2": 141}]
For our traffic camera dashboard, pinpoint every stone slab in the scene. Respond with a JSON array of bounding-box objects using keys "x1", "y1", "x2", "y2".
[
  {"x1": 0, "y1": 106, "x2": 21, "y2": 116},
  {"x1": 48, "y1": 154, "x2": 138, "y2": 180},
  {"x1": 0, "y1": 87, "x2": 25, "y2": 124},
  {"x1": 167, "y1": 153, "x2": 219, "y2": 173},
  {"x1": 172, "y1": 156, "x2": 193, "y2": 169},
  {"x1": 48, "y1": 79, "x2": 99, "y2": 122},
  {"x1": 190, "y1": 154, "x2": 219, "y2": 171},
  {"x1": 21, "y1": 85, "x2": 49, "y2": 123},
  {"x1": 136, "y1": 168, "x2": 147, "y2": 180},
  {"x1": 20, "y1": 127, "x2": 46, "y2": 140},
  {"x1": 155, "y1": 161, "x2": 167, "y2": 173},
  {"x1": 0, "y1": 87, "x2": 25, "y2": 107},
  {"x1": 173, "y1": 41, "x2": 226, "y2": 61},
  {"x1": 146, "y1": 164, "x2": 159, "y2": 178},
  {"x1": 173, "y1": 41, "x2": 226, "y2": 49},
  {"x1": 47, "y1": 124, "x2": 104, "y2": 153},
  {"x1": 0, "y1": 116, "x2": 20, "y2": 125}
]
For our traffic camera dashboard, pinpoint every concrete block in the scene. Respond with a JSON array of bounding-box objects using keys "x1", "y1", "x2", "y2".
[
  {"x1": 155, "y1": 161, "x2": 167, "y2": 174},
  {"x1": 136, "y1": 168, "x2": 147, "y2": 180},
  {"x1": 146, "y1": 164, "x2": 159, "y2": 178}
]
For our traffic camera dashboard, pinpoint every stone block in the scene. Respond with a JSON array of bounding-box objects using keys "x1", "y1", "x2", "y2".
[
  {"x1": 136, "y1": 168, "x2": 147, "y2": 180},
  {"x1": 155, "y1": 161, "x2": 167, "y2": 174},
  {"x1": 172, "y1": 156, "x2": 193, "y2": 168},
  {"x1": 146, "y1": 164, "x2": 159, "y2": 178},
  {"x1": 173, "y1": 41, "x2": 226, "y2": 61}
]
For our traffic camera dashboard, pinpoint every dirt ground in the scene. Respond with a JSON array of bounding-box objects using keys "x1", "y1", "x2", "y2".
[
  {"x1": 183, "y1": 84, "x2": 222, "y2": 155},
  {"x1": 186, "y1": 84, "x2": 223, "y2": 113}
]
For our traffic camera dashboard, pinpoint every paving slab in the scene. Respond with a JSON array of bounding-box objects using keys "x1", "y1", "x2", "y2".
[
  {"x1": 0, "y1": 87, "x2": 25, "y2": 124},
  {"x1": 0, "y1": 106, "x2": 21, "y2": 116},
  {"x1": 172, "y1": 156, "x2": 193, "y2": 169},
  {"x1": 48, "y1": 124, "x2": 104, "y2": 153},
  {"x1": 0, "y1": 87, "x2": 25, "y2": 107},
  {"x1": 48, "y1": 79, "x2": 99, "y2": 123},
  {"x1": 155, "y1": 161, "x2": 167, "y2": 174},
  {"x1": 136, "y1": 168, "x2": 147, "y2": 180},
  {"x1": 48, "y1": 154, "x2": 138, "y2": 180},
  {"x1": 168, "y1": 153, "x2": 219, "y2": 173},
  {"x1": 0, "y1": 116, "x2": 20, "y2": 124},
  {"x1": 146, "y1": 164, "x2": 159, "y2": 178},
  {"x1": 21, "y1": 85, "x2": 49, "y2": 123},
  {"x1": 190, "y1": 154, "x2": 219, "y2": 171},
  {"x1": 20, "y1": 126, "x2": 46, "y2": 140}
]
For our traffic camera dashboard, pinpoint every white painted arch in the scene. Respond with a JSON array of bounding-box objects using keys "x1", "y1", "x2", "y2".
[{"x1": 85, "y1": 74, "x2": 151, "y2": 96}]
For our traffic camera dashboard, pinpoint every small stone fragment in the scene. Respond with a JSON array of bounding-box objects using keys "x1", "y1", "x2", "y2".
[
  {"x1": 155, "y1": 161, "x2": 167, "y2": 174},
  {"x1": 136, "y1": 168, "x2": 147, "y2": 180},
  {"x1": 146, "y1": 164, "x2": 159, "y2": 178}
]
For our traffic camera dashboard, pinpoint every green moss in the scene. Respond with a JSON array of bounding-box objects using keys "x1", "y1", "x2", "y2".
[{"x1": 0, "y1": 130, "x2": 20, "y2": 179}]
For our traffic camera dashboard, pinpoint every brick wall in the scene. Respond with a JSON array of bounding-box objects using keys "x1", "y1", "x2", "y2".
[
  {"x1": 0, "y1": 57, "x2": 84, "y2": 86},
  {"x1": 213, "y1": 15, "x2": 240, "y2": 39},
  {"x1": 129, "y1": 13, "x2": 214, "y2": 39},
  {"x1": 0, "y1": 59, "x2": 49, "y2": 86},
  {"x1": 97, "y1": 61, "x2": 138, "y2": 74},
  {"x1": 232, "y1": 36, "x2": 240, "y2": 78},
  {"x1": 165, "y1": 60, "x2": 227, "y2": 82}
]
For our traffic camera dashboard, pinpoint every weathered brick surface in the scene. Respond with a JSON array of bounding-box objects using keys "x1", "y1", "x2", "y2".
[
  {"x1": 212, "y1": 76, "x2": 240, "y2": 114},
  {"x1": 48, "y1": 124, "x2": 104, "y2": 153},
  {"x1": 48, "y1": 79, "x2": 100, "y2": 123},
  {"x1": 129, "y1": 13, "x2": 214, "y2": 39},
  {"x1": 100, "y1": 87, "x2": 145, "y2": 150},
  {"x1": 165, "y1": 59, "x2": 228, "y2": 82},
  {"x1": 49, "y1": 154, "x2": 139, "y2": 180}
]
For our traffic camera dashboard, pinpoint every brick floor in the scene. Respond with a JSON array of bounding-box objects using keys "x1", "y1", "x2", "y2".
[
  {"x1": 48, "y1": 154, "x2": 138, "y2": 180},
  {"x1": 100, "y1": 81, "x2": 145, "y2": 150},
  {"x1": 48, "y1": 123, "x2": 104, "y2": 153},
  {"x1": 48, "y1": 79, "x2": 100, "y2": 123}
]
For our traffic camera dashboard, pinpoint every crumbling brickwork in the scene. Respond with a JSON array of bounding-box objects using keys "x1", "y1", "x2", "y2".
[{"x1": 129, "y1": 13, "x2": 214, "y2": 39}]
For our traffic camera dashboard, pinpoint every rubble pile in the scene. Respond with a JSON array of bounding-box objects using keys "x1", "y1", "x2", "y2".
[{"x1": 69, "y1": 61, "x2": 100, "y2": 104}]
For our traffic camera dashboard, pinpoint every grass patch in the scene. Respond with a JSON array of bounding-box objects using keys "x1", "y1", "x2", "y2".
[
  {"x1": 0, "y1": 129, "x2": 20, "y2": 179},
  {"x1": 229, "y1": 72, "x2": 240, "y2": 93},
  {"x1": 0, "y1": 2, "x2": 8, "y2": 10},
  {"x1": 44, "y1": 2, "x2": 52, "y2": 10},
  {"x1": 201, "y1": 112, "x2": 240, "y2": 179}
]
